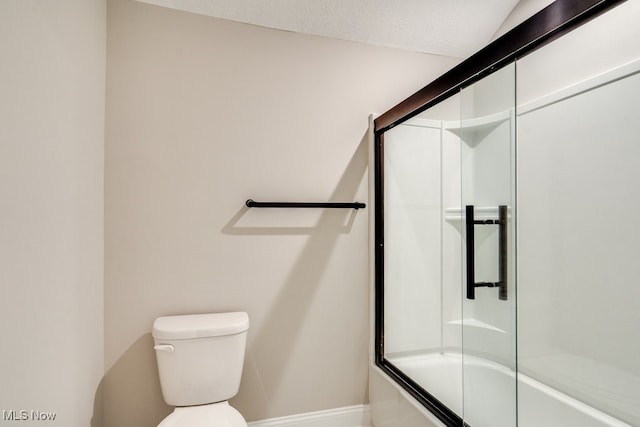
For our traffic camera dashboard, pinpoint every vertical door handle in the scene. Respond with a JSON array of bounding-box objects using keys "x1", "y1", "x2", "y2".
[
  {"x1": 466, "y1": 205, "x2": 477, "y2": 300},
  {"x1": 465, "y1": 205, "x2": 507, "y2": 300}
]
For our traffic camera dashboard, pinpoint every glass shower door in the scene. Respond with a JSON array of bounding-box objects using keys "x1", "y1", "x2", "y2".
[
  {"x1": 376, "y1": 64, "x2": 517, "y2": 426},
  {"x1": 457, "y1": 63, "x2": 517, "y2": 427}
]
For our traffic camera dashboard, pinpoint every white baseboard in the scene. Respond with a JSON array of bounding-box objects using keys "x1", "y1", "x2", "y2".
[{"x1": 247, "y1": 404, "x2": 371, "y2": 427}]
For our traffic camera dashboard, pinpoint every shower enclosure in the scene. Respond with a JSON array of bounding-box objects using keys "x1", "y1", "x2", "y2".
[{"x1": 371, "y1": 1, "x2": 640, "y2": 426}]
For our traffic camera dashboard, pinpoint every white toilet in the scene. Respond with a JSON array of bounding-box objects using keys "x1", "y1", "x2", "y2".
[{"x1": 152, "y1": 312, "x2": 250, "y2": 426}]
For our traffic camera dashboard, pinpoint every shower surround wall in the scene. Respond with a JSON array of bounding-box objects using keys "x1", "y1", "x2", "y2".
[
  {"x1": 104, "y1": 0, "x2": 459, "y2": 426},
  {"x1": 0, "y1": 1, "x2": 106, "y2": 426}
]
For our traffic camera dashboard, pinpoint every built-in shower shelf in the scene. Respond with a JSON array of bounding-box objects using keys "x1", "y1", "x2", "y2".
[
  {"x1": 448, "y1": 318, "x2": 507, "y2": 334},
  {"x1": 445, "y1": 206, "x2": 511, "y2": 222},
  {"x1": 444, "y1": 110, "x2": 512, "y2": 136}
]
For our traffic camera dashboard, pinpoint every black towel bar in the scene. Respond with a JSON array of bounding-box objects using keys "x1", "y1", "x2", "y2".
[{"x1": 246, "y1": 199, "x2": 365, "y2": 210}]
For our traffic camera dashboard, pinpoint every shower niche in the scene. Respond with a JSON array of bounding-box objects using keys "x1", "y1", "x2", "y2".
[{"x1": 372, "y1": 1, "x2": 640, "y2": 426}]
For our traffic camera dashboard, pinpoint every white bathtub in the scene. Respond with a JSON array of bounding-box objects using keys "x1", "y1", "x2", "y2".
[{"x1": 390, "y1": 353, "x2": 631, "y2": 427}]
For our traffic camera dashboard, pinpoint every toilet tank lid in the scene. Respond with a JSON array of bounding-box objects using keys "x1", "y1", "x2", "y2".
[{"x1": 152, "y1": 312, "x2": 249, "y2": 340}]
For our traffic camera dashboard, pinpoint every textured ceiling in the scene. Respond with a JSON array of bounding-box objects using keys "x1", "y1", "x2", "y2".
[{"x1": 135, "y1": 0, "x2": 553, "y2": 59}]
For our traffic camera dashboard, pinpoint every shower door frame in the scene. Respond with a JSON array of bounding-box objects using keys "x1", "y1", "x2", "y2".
[{"x1": 373, "y1": 1, "x2": 626, "y2": 426}]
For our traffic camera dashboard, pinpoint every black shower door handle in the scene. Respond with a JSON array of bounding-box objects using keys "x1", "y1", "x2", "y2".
[{"x1": 465, "y1": 205, "x2": 507, "y2": 300}]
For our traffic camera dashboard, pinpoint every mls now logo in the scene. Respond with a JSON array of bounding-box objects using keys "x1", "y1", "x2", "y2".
[{"x1": 2, "y1": 409, "x2": 56, "y2": 421}]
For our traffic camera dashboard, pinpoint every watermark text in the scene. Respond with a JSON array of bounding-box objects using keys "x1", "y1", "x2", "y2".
[{"x1": 2, "y1": 410, "x2": 56, "y2": 422}]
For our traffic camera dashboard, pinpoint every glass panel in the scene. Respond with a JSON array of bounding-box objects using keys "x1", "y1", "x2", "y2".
[
  {"x1": 517, "y1": 59, "x2": 640, "y2": 426},
  {"x1": 382, "y1": 94, "x2": 464, "y2": 416},
  {"x1": 458, "y1": 63, "x2": 517, "y2": 427}
]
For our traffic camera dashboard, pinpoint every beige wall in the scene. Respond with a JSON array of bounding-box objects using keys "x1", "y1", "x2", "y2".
[
  {"x1": 0, "y1": 1, "x2": 106, "y2": 426},
  {"x1": 104, "y1": 0, "x2": 458, "y2": 425}
]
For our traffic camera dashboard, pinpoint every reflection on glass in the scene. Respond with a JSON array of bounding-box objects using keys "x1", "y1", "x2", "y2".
[{"x1": 517, "y1": 59, "x2": 640, "y2": 426}]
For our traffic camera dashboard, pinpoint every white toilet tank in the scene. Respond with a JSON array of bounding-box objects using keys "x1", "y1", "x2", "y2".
[{"x1": 152, "y1": 312, "x2": 249, "y2": 407}]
